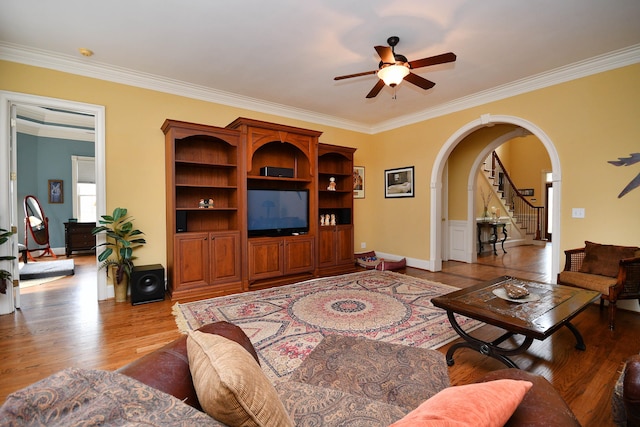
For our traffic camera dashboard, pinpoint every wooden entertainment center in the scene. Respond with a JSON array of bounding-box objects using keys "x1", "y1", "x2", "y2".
[{"x1": 162, "y1": 117, "x2": 356, "y2": 300}]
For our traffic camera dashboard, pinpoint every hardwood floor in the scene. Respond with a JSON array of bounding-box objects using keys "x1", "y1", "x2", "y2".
[{"x1": 1, "y1": 245, "x2": 638, "y2": 426}]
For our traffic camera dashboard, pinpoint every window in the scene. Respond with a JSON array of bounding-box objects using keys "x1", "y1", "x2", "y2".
[{"x1": 72, "y1": 156, "x2": 96, "y2": 222}]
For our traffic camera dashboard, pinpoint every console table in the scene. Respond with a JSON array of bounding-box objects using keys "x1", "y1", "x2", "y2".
[
  {"x1": 64, "y1": 222, "x2": 96, "y2": 256},
  {"x1": 477, "y1": 221, "x2": 507, "y2": 255}
]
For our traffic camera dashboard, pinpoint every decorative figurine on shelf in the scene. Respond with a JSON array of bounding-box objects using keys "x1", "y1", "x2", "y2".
[
  {"x1": 320, "y1": 215, "x2": 326, "y2": 226},
  {"x1": 198, "y1": 198, "x2": 215, "y2": 208},
  {"x1": 328, "y1": 177, "x2": 337, "y2": 191},
  {"x1": 330, "y1": 213, "x2": 336, "y2": 226}
]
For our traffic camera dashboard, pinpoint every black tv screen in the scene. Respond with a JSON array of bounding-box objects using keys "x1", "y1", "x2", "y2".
[{"x1": 247, "y1": 189, "x2": 309, "y2": 236}]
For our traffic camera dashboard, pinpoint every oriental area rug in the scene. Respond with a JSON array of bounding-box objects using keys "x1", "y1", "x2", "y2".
[{"x1": 173, "y1": 270, "x2": 481, "y2": 381}]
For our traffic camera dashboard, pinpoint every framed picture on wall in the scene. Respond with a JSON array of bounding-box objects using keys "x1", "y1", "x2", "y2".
[
  {"x1": 385, "y1": 166, "x2": 414, "y2": 198},
  {"x1": 353, "y1": 166, "x2": 365, "y2": 199},
  {"x1": 48, "y1": 179, "x2": 63, "y2": 204},
  {"x1": 520, "y1": 188, "x2": 534, "y2": 196}
]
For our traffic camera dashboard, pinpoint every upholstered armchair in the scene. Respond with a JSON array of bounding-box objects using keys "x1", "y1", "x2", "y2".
[{"x1": 557, "y1": 241, "x2": 640, "y2": 330}]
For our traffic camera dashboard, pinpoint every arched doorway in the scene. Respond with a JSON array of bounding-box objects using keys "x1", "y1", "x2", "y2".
[{"x1": 429, "y1": 114, "x2": 562, "y2": 280}]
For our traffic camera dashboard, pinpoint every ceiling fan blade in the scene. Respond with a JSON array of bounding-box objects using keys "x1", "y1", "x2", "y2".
[
  {"x1": 374, "y1": 45, "x2": 395, "y2": 64},
  {"x1": 334, "y1": 70, "x2": 377, "y2": 80},
  {"x1": 409, "y1": 52, "x2": 457, "y2": 69},
  {"x1": 366, "y1": 79, "x2": 386, "y2": 98},
  {"x1": 404, "y1": 72, "x2": 436, "y2": 90}
]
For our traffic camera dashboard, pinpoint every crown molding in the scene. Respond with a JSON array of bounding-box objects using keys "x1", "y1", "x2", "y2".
[
  {"x1": 372, "y1": 44, "x2": 640, "y2": 133},
  {"x1": 16, "y1": 117, "x2": 95, "y2": 142},
  {"x1": 0, "y1": 42, "x2": 371, "y2": 134},
  {"x1": 2, "y1": 42, "x2": 638, "y2": 135}
]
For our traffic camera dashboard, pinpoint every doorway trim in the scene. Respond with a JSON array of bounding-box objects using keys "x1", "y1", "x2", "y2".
[
  {"x1": 430, "y1": 113, "x2": 562, "y2": 280},
  {"x1": 0, "y1": 91, "x2": 107, "y2": 313}
]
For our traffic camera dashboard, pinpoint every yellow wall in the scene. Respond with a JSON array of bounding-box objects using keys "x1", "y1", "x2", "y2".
[
  {"x1": 1, "y1": 60, "x2": 639, "y2": 269},
  {"x1": 503, "y1": 135, "x2": 552, "y2": 204},
  {"x1": 365, "y1": 64, "x2": 640, "y2": 255},
  {"x1": 0, "y1": 61, "x2": 369, "y2": 267}
]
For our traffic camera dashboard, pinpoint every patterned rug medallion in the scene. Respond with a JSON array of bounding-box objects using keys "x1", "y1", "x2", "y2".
[{"x1": 173, "y1": 270, "x2": 481, "y2": 381}]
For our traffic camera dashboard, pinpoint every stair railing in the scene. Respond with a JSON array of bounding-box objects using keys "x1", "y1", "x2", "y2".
[{"x1": 490, "y1": 152, "x2": 545, "y2": 240}]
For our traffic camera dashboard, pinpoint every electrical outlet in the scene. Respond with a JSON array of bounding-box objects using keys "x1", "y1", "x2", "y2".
[
  {"x1": 572, "y1": 208, "x2": 585, "y2": 218},
  {"x1": 360, "y1": 242, "x2": 366, "y2": 249}
]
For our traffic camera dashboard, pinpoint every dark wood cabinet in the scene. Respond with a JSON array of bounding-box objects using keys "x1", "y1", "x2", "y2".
[
  {"x1": 318, "y1": 225, "x2": 355, "y2": 274},
  {"x1": 163, "y1": 117, "x2": 355, "y2": 299},
  {"x1": 228, "y1": 118, "x2": 320, "y2": 289},
  {"x1": 247, "y1": 235, "x2": 315, "y2": 286},
  {"x1": 64, "y1": 222, "x2": 96, "y2": 256},
  {"x1": 317, "y1": 143, "x2": 356, "y2": 275},
  {"x1": 173, "y1": 231, "x2": 241, "y2": 295},
  {"x1": 162, "y1": 120, "x2": 243, "y2": 300}
]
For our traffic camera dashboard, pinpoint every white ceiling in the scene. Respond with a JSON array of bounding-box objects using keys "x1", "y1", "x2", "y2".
[{"x1": 1, "y1": 0, "x2": 640, "y2": 133}]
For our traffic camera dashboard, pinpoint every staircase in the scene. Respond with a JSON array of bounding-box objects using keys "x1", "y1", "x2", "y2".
[{"x1": 482, "y1": 152, "x2": 546, "y2": 242}]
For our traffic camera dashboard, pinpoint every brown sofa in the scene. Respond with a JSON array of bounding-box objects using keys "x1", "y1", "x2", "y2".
[
  {"x1": 115, "y1": 321, "x2": 580, "y2": 426},
  {"x1": 613, "y1": 354, "x2": 640, "y2": 426},
  {"x1": 0, "y1": 320, "x2": 581, "y2": 425}
]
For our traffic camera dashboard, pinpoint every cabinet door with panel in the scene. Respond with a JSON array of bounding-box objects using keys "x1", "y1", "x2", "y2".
[
  {"x1": 318, "y1": 225, "x2": 354, "y2": 270},
  {"x1": 284, "y1": 236, "x2": 315, "y2": 275},
  {"x1": 335, "y1": 225, "x2": 354, "y2": 265},
  {"x1": 318, "y1": 227, "x2": 338, "y2": 267},
  {"x1": 248, "y1": 238, "x2": 284, "y2": 281},
  {"x1": 209, "y1": 231, "x2": 241, "y2": 285},
  {"x1": 173, "y1": 233, "x2": 210, "y2": 291}
]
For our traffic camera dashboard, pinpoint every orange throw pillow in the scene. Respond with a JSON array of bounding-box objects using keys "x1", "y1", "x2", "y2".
[{"x1": 389, "y1": 379, "x2": 533, "y2": 427}]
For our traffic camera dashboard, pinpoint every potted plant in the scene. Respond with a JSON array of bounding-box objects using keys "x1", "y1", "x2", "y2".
[
  {"x1": 92, "y1": 207, "x2": 146, "y2": 302},
  {"x1": 0, "y1": 226, "x2": 16, "y2": 295}
]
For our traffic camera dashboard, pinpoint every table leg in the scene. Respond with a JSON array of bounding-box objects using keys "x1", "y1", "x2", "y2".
[
  {"x1": 499, "y1": 224, "x2": 508, "y2": 253},
  {"x1": 489, "y1": 225, "x2": 498, "y2": 255},
  {"x1": 565, "y1": 321, "x2": 586, "y2": 351},
  {"x1": 477, "y1": 225, "x2": 483, "y2": 254},
  {"x1": 444, "y1": 310, "x2": 534, "y2": 369}
]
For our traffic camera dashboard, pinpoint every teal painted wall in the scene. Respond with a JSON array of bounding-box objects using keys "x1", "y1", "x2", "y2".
[{"x1": 17, "y1": 133, "x2": 95, "y2": 250}]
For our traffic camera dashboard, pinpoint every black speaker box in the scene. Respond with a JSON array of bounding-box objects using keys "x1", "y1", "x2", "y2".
[
  {"x1": 176, "y1": 210, "x2": 187, "y2": 232},
  {"x1": 260, "y1": 166, "x2": 294, "y2": 178},
  {"x1": 130, "y1": 264, "x2": 165, "y2": 305}
]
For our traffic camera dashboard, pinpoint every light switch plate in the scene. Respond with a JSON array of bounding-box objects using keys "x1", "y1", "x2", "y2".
[{"x1": 572, "y1": 208, "x2": 585, "y2": 218}]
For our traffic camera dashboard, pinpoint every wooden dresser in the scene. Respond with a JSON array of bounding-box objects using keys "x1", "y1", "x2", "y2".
[{"x1": 64, "y1": 222, "x2": 96, "y2": 256}]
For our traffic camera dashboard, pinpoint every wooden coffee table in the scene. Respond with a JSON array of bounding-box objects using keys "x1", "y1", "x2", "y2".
[{"x1": 431, "y1": 276, "x2": 600, "y2": 369}]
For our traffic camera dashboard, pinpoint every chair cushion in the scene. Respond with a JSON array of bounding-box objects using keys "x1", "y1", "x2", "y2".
[
  {"x1": 558, "y1": 271, "x2": 616, "y2": 295},
  {"x1": 580, "y1": 241, "x2": 639, "y2": 278},
  {"x1": 186, "y1": 330, "x2": 293, "y2": 427},
  {"x1": 289, "y1": 334, "x2": 450, "y2": 411}
]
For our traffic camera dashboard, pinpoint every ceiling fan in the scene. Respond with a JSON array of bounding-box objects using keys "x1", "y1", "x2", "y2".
[{"x1": 334, "y1": 36, "x2": 457, "y2": 98}]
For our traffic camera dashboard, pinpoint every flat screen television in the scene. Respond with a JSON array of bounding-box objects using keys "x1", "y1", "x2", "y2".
[{"x1": 247, "y1": 189, "x2": 309, "y2": 236}]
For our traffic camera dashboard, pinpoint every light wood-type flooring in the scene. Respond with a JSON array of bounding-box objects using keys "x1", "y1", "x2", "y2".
[{"x1": 1, "y1": 244, "x2": 638, "y2": 426}]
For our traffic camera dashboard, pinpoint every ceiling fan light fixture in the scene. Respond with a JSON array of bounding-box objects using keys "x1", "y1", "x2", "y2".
[{"x1": 378, "y1": 64, "x2": 409, "y2": 87}]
